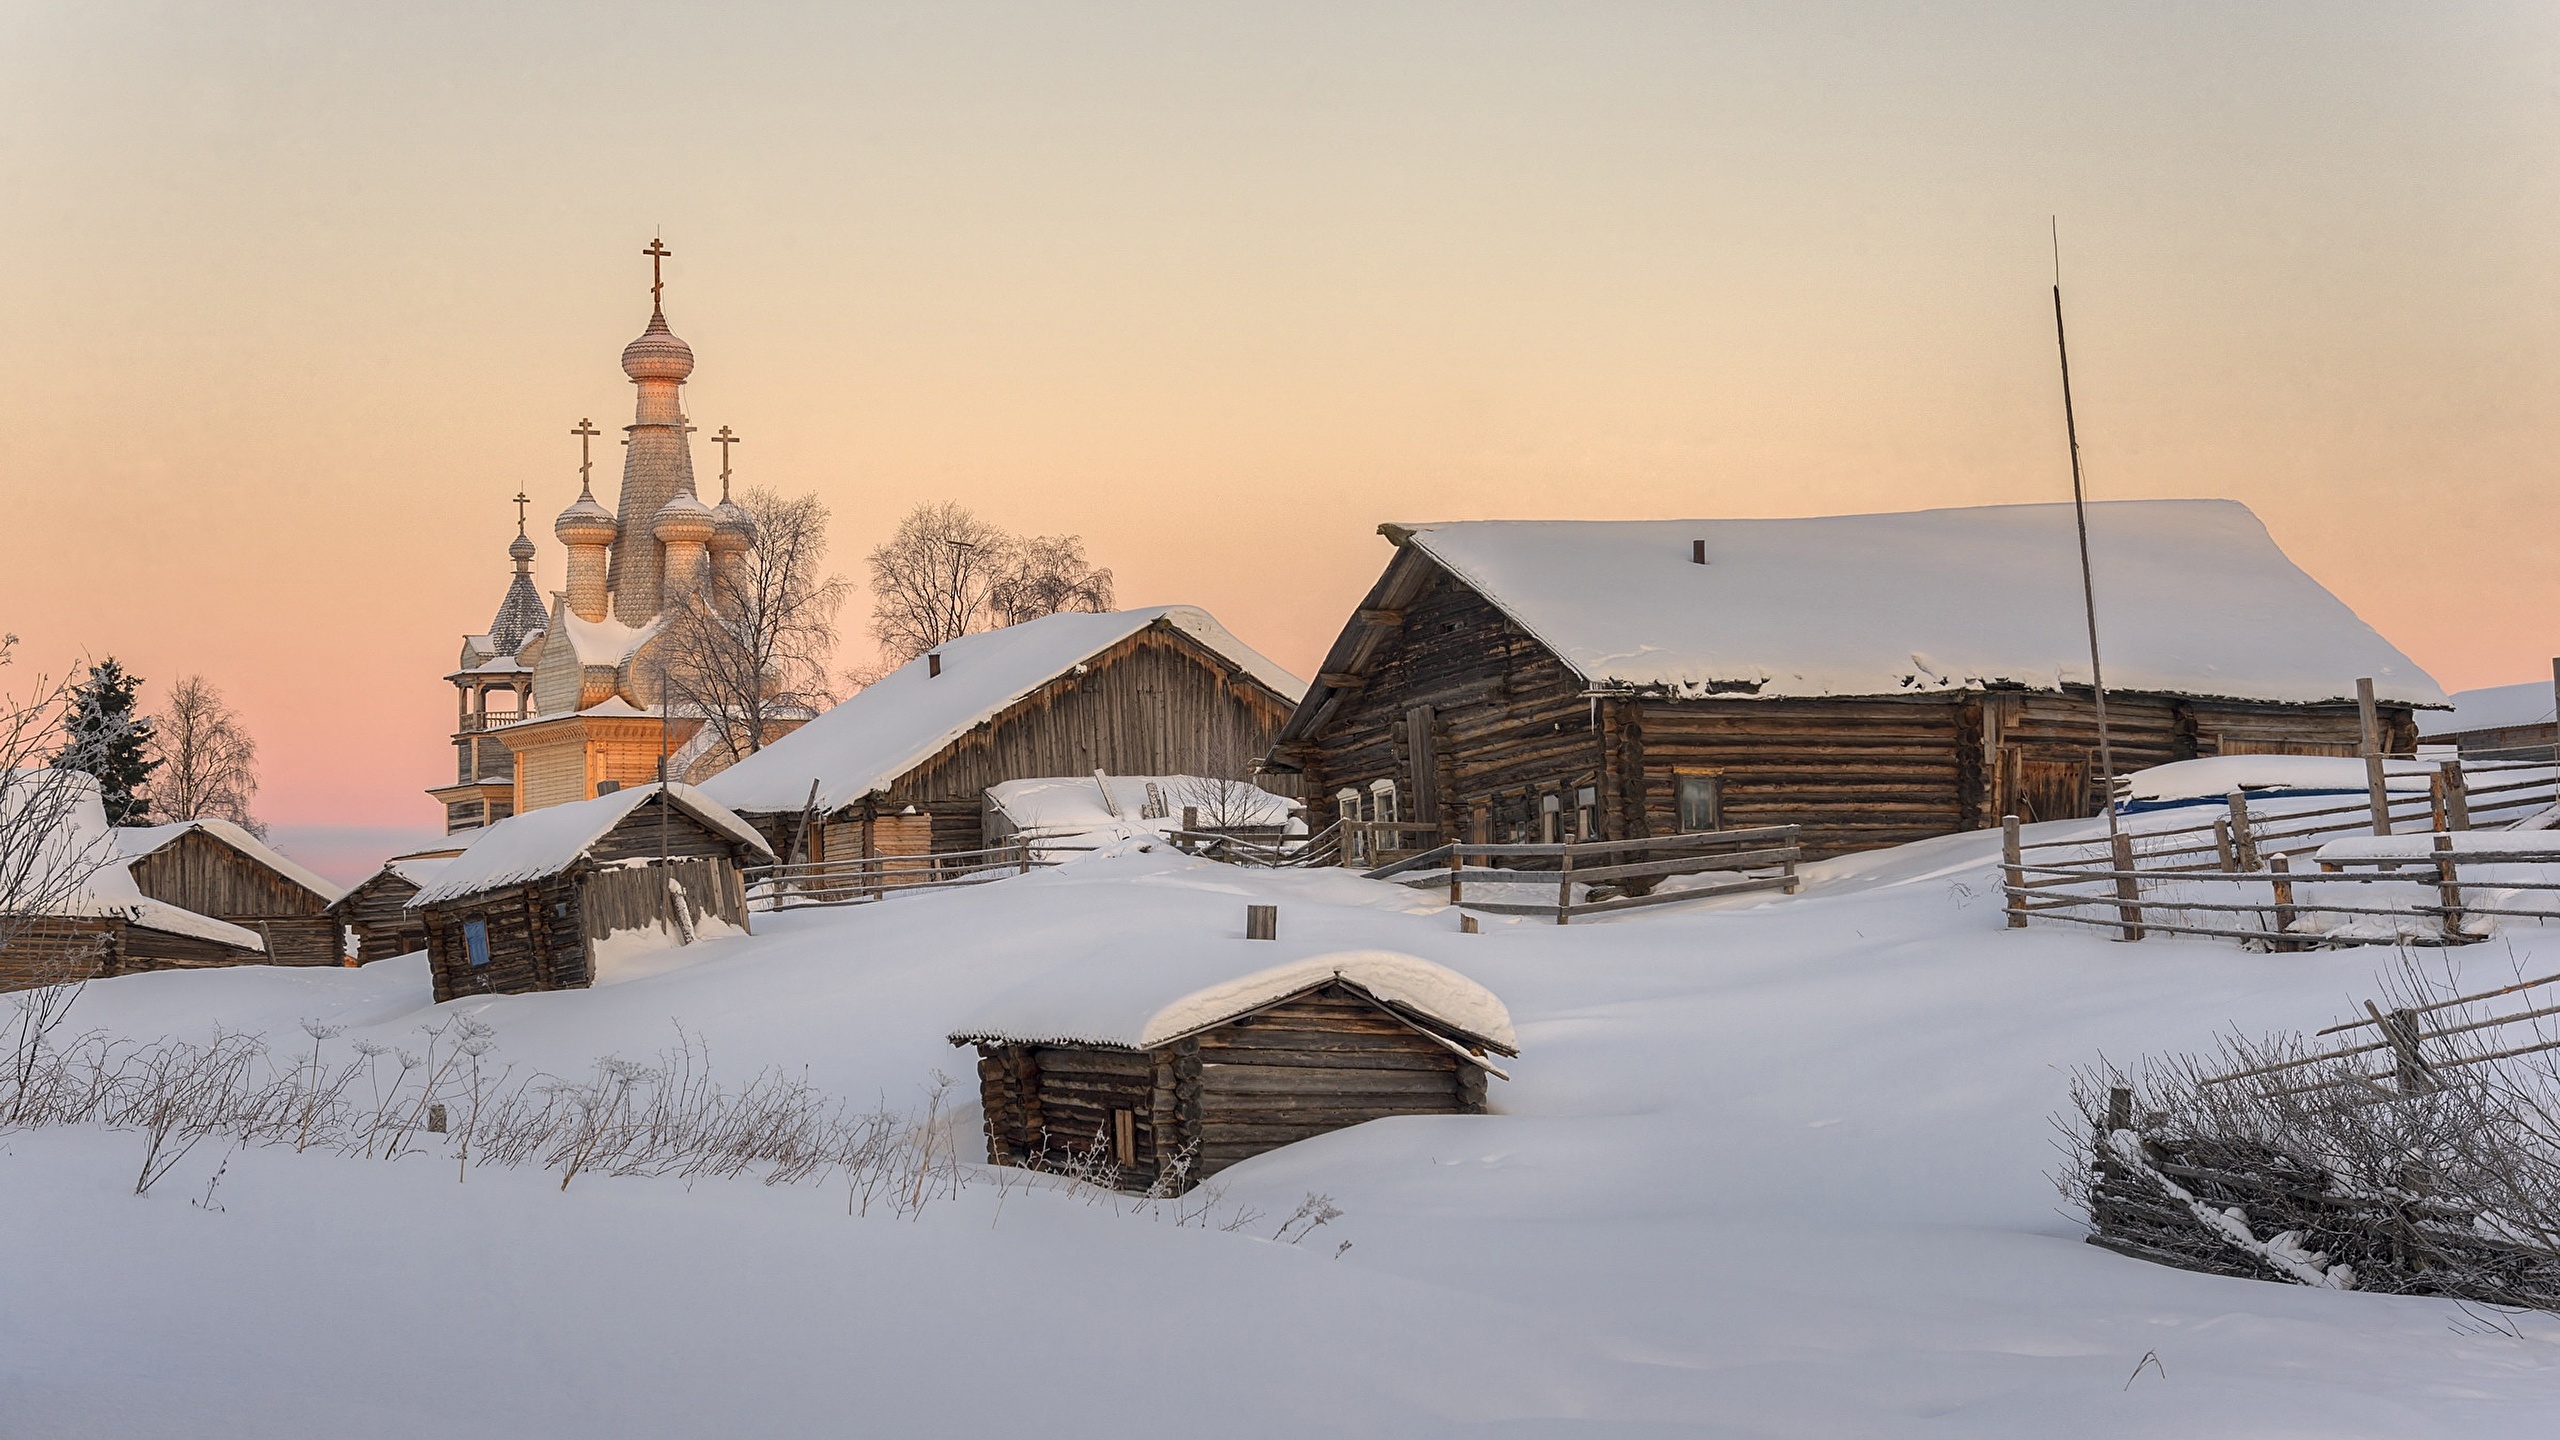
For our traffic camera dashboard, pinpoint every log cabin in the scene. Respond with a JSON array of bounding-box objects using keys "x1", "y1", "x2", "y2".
[
  {"x1": 2420, "y1": 681, "x2": 2559, "y2": 762},
  {"x1": 113, "y1": 819, "x2": 346, "y2": 966},
  {"x1": 952, "y1": 948, "x2": 1516, "y2": 1193},
  {"x1": 701, "y1": 606, "x2": 1305, "y2": 866},
  {"x1": 408, "y1": 783, "x2": 769, "y2": 1003},
  {"x1": 328, "y1": 849, "x2": 461, "y2": 964},
  {"x1": 0, "y1": 772, "x2": 266, "y2": 992},
  {"x1": 1266, "y1": 501, "x2": 2447, "y2": 859}
]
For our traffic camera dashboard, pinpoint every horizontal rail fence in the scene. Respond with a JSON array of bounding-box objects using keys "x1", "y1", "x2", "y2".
[
  {"x1": 2003, "y1": 759, "x2": 2560, "y2": 947},
  {"x1": 1367, "y1": 825, "x2": 1802, "y2": 924},
  {"x1": 744, "y1": 841, "x2": 1049, "y2": 912}
]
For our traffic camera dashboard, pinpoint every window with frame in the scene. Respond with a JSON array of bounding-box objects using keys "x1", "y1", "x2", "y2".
[
  {"x1": 1676, "y1": 775, "x2": 1721, "y2": 833},
  {"x1": 463, "y1": 917, "x2": 492, "y2": 969}
]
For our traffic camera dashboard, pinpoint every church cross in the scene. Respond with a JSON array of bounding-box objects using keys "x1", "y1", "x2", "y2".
[
  {"x1": 712, "y1": 425, "x2": 741, "y2": 501},
  {"x1": 513, "y1": 491, "x2": 530, "y2": 535},
  {"x1": 643, "y1": 238, "x2": 672, "y2": 311},
  {"x1": 570, "y1": 418, "x2": 600, "y2": 495}
]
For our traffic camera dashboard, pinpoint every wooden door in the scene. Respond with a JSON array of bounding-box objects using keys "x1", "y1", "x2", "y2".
[{"x1": 1999, "y1": 747, "x2": 2091, "y2": 823}]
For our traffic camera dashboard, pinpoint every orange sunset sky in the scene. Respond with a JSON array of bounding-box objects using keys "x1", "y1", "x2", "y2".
[{"x1": 3, "y1": 2, "x2": 2555, "y2": 875}]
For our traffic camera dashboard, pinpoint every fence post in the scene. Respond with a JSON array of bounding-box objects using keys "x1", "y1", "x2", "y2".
[
  {"x1": 2111, "y1": 830, "x2": 2144, "y2": 941},
  {"x1": 2434, "y1": 832, "x2": 2467, "y2": 942},
  {"x1": 1448, "y1": 844, "x2": 1464, "y2": 908},
  {"x1": 2225, "y1": 791, "x2": 2259, "y2": 871},
  {"x1": 2212, "y1": 816, "x2": 2234, "y2": 873},
  {"x1": 1556, "y1": 840, "x2": 1576, "y2": 926},
  {"x1": 1246, "y1": 904, "x2": 1278, "y2": 941},
  {"x1": 2105, "y1": 1085, "x2": 2133, "y2": 1134},
  {"x1": 2440, "y1": 760, "x2": 2471, "y2": 832},
  {"x1": 2359, "y1": 677, "x2": 2392, "y2": 837},
  {"x1": 2002, "y1": 815, "x2": 2026, "y2": 928},
  {"x1": 2377, "y1": 1004, "x2": 2438, "y2": 1093},
  {"x1": 2268, "y1": 852, "x2": 2298, "y2": 951}
]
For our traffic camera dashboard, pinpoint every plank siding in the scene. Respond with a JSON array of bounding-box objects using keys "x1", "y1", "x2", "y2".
[{"x1": 806, "y1": 623, "x2": 1296, "y2": 857}]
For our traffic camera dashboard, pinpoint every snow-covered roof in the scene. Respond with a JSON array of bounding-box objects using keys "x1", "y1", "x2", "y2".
[
  {"x1": 986, "y1": 774, "x2": 1293, "y2": 839},
  {"x1": 950, "y1": 947, "x2": 1516, "y2": 1055},
  {"x1": 2423, "y1": 681, "x2": 2555, "y2": 738},
  {"x1": 1, "y1": 771, "x2": 263, "y2": 952},
  {"x1": 114, "y1": 818, "x2": 346, "y2": 903},
  {"x1": 1366, "y1": 501, "x2": 2442, "y2": 707},
  {"x1": 2120, "y1": 755, "x2": 2436, "y2": 804},
  {"x1": 410, "y1": 783, "x2": 771, "y2": 906},
  {"x1": 703, "y1": 607, "x2": 1306, "y2": 815},
  {"x1": 385, "y1": 854, "x2": 458, "y2": 889},
  {"x1": 561, "y1": 608, "x2": 660, "y2": 669}
]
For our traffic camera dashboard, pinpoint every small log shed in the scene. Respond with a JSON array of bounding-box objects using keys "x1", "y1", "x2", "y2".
[
  {"x1": 408, "y1": 783, "x2": 771, "y2": 1003},
  {"x1": 113, "y1": 819, "x2": 347, "y2": 966},
  {"x1": 1266, "y1": 502, "x2": 2445, "y2": 859},
  {"x1": 952, "y1": 949, "x2": 1517, "y2": 1192},
  {"x1": 328, "y1": 849, "x2": 461, "y2": 964}
]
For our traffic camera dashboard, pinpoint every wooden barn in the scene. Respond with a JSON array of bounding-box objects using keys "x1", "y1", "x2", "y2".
[
  {"x1": 951, "y1": 948, "x2": 1516, "y2": 1192},
  {"x1": 408, "y1": 783, "x2": 770, "y2": 1003},
  {"x1": 1265, "y1": 501, "x2": 2446, "y2": 860},
  {"x1": 113, "y1": 819, "x2": 346, "y2": 966},
  {"x1": 2420, "y1": 678, "x2": 2558, "y2": 762},
  {"x1": 702, "y1": 606, "x2": 1305, "y2": 865},
  {"x1": 328, "y1": 849, "x2": 460, "y2": 964},
  {"x1": 0, "y1": 773, "x2": 266, "y2": 992}
]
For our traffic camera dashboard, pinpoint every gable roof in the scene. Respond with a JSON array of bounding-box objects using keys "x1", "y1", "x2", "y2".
[
  {"x1": 2422, "y1": 681, "x2": 2555, "y2": 739},
  {"x1": 410, "y1": 782, "x2": 770, "y2": 906},
  {"x1": 948, "y1": 947, "x2": 1517, "y2": 1056},
  {"x1": 1288, "y1": 501, "x2": 2442, "y2": 733},
  {"x1": 114, "y1": 818, "x2": 347, "y2": 904},
  {"x1": 700, "y1": 606, "x2": 1307, "y2": 816},
  {"x1": 2, "y1": 771, "x2": 263, "y2": 952}
]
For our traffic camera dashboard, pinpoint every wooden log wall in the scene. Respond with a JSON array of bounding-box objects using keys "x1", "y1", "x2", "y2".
[
  {"x1": 1634, "y1": 696, "x2": 1967, "y2": 858},
  {"x1": 125, "y1": 829, "x2": 330, "y2": 917},
  {"x1": 1189, "y1": 985, "x2": 1471, "y2": 1177},
  {"x1": 588, "y1": 797, "x2": 758, "y2": 866},
  {"x1": 0, "y1": 918, "x2": 118, "y2": 992},
  {"x1": 334, "y1": 873, "x2": 429, "y2": 963},
  {"x1": 1287, "y1": 570, "x2": 1599, "y2": 846},
  {"x1": 420, "y1": 873, "x2": 585, "y2": 1003},
  {"x1": 880, "y1": 625, "x2": 1298, "y2": 855}
]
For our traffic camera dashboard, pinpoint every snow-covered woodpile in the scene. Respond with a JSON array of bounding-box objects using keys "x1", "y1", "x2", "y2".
[
  {"x1": 951, "y1": 949, "x2": 1516, "y2": 1192},
  {"x1": 408, "y1": 783, "x2": 767, "y2": 1002},
  {"x1": 703, "y1": 607, "x2": 1304, "y2": 861},
  {"x1": 1269, "y1": 501, "x2": 2441, "y2": 859},
  {"x1": 113, "y1": 819, "x2": 346, "y2": 966}
]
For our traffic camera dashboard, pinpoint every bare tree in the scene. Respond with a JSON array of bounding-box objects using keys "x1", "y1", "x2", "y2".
[
  {"x1": 990, "y1": 534, "x2": 1114, "y2": 627},
  {"x1": 864, "y1": 505, "x2": 1118, "y2": 668},
  {"x1": 657, "y1": 489, "x2": 852, "y2": 769},
  {"x1": 152, "y1": 675, "x2": 263, "y2": 835},
  {"x1": 864, "y1": 502, "x2": 1017, "y2": 666},
  {"x1": 1, "y1": 636, "x2": 124, "y2": 1107}
]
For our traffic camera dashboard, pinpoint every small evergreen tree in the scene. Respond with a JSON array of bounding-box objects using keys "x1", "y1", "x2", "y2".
[{"x1": 52, "y1": 658, "x2": 159, "y2": 824}]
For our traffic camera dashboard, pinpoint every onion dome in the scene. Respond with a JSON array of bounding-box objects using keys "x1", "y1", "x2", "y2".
[
  {"x1": 651, "y1": 490, "x2": 717, "y2": 545},
  {"x1": 508, "y1": 533, "x2": 538, "y2": 565},
  {"x1": 554, "y1": 490, "x2": 619, "y2": 546},
  {"x1": 620, "y1": 309, "x2": 695, "y2": 382},
  {"x1": 709, "y1": 498, "x2": 755, "y2": 554}
]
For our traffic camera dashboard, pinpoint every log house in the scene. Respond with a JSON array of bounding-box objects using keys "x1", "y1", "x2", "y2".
[
  {"x1": 1268, "y1": 504, "x2": 2443, "y2": 859},
  {"x1": 113, "y1": 820, "x2": 347, "y2": 967}
]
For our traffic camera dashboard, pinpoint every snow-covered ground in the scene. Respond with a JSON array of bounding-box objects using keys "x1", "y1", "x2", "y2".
[{"x1": 11, "y1": 830, "x2": 2560, "y2": 1437}]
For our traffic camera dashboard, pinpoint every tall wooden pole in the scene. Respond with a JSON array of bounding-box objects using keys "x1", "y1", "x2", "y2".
[
  {"x1": 2051, "y1": 225, "x2": 2120, "y2": 838},
  {"x1": 2359, "y1": 677, "x2": 2391, "y2": 836}
]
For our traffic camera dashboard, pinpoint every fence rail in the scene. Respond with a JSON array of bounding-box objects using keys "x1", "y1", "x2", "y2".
[
  {"x1": 744, "y1": 842, "x2": 1049, "y2": 912},
  {"x1": 2002, "y1": 758, "x2": 2560, "y2": 948},
  {"x1": 1367, "y1": 825, "x2": 1802, "y2": 924}
]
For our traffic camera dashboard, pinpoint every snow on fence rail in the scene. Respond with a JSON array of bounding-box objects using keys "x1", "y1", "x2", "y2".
[
  {"x1": 2002, "y1": 760, "x2": 2560, "y2": 948},
  {"x1": 1365, "y1": 825, "x2": 1803, "y2": 924},
  {"x1": 744, "y1": 842, "x2": 1050, "y2": 912}
]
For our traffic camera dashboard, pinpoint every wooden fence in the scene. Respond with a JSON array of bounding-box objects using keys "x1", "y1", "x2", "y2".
[
  {"x1": 2003, "y1": 760, "x2": 2560, "y2": 948},
  {"x1": 743, "y1": 842, "x2": 1048, "y2": 913},
  {"x1": 580, "y1": 859, "x2": 750, "y2": 939},
  {"x1": 1365, "y1": 825, "x2": 1803, "y2": 924}
]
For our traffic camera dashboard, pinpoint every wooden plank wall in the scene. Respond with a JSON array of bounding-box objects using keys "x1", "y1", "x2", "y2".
[
  {"x1": 877, "y1": 626, "x2": 1297, "y2": 854},
  {"x1": 1189, "y1": 986, "x2": 1471, "y2": 1178},
  {"x1": 0, "y1": 918, "x2": 117, "y2": 992},
  {"x1": 334, "y1": 873, "x2": 428, "y2": 963},
  {"x1": 1633, "y1": 697, "x2": 1968, "y2": 857},
  {"x1": 125, "y1": 829, "x2": 329, "y2": 917}
]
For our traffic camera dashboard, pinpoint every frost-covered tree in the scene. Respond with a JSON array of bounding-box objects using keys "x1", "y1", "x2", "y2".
[
  {"x1": 51, "y1": 658, "x2": 156, "y2": 825},
  {"x1": 657, "y1": 488, "x2": 850, "y2": 767},
  {"x1": 152, "y1": 675, "x2": 263, "y2": 835},
  {"x1": 863, "y1": 504, "x2": 1116, "y2": 669}
]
